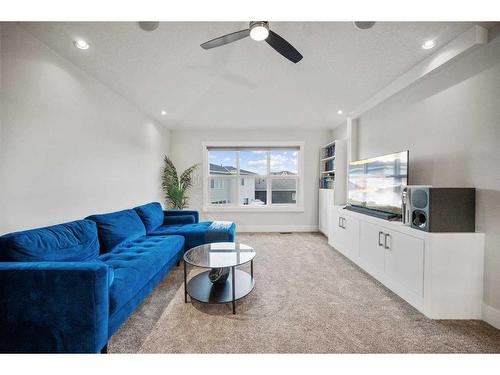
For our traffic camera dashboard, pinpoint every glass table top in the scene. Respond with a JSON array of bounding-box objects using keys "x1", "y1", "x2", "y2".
[{"x1": 183, "y1": 242, "x2": 256, "y2": 268}]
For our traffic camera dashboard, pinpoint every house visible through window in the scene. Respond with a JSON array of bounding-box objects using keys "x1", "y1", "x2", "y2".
[{"x1": 206, "y1": 146, "x2": 300, "y2": 208}]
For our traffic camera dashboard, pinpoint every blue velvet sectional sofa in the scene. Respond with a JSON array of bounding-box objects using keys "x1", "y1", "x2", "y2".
[{"x1": 0, "y1": 202, "x2": 235, "y2": 353}]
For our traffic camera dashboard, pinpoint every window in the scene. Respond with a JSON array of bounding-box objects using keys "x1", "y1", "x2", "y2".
[
  {"x1": 209, "y1": 177, "x2": 236, "y2": 204},
  {"x1": 204, "y1": 143, "x2": 303, "y2": 210},
  {"x1": 210, "y1": 179, "x2": 224, "y2": 189},
  {"x1": 271, "y1": 178, "x2": 297, "y2": 204}
]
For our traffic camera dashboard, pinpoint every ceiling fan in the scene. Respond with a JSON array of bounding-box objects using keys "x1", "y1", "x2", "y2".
[{"x1": 200, "y1": 21, "x2": 303, "y2": 64}]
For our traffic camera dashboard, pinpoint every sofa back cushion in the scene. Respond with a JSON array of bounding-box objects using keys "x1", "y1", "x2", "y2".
[
  {"x1": 0, "y1": 220, "x2": 100, "y2": 262},
  {"x1": 133, "y1": 202, "x2": 164, "y2": 234},
  {"x1": 86, "y1": 209, "x2": 146, "y2": 252}
]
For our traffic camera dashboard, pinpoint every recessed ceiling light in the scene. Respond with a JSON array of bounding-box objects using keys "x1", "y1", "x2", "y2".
[
  {"x1": 138, "y1": 21, "x2": 160, "y2": 32},
  {"x1": 73, "y1": 39, "x2": 90, "y2": 50},
  {"x1": 422, "y1": 40, "x2": 436, "y2": 50},
  {"x1": 249, "y1": 22, "x2": 269, "y2": 41},
  {"x1": 161, "y1": 110, "x2": 167, "y2": 116},
  {"x1": 337, "y1": 110, "x2": 343, "y2": 115}
]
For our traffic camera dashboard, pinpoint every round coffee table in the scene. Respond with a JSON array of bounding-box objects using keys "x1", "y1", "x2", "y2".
[{"x1": 183, "y1": 242, "x2": 256, "y2": 314}]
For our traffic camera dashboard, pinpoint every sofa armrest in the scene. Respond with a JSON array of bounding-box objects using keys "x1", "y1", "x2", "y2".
[
  {"x1": 163, "y1": 210, "x2": 199, "y2": 224},
  {"x1": 0, "y1": 261, "x2": 110, "y2": 353}
]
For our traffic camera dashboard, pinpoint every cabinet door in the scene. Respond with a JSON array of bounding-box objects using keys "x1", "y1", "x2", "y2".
[
  {"x1": 342, "y1": 214, "x2": 359, "y2": 260},
  {"x1": 329, "y1": 210, "x2": 346, "y2": 254},
  {"x1": 384, "y1": 230, "x2": 424, "y2": 296},
  {"x1": 324, "y1": 191, "x2": 335, "y2": 238},
  {"x1": 326, "y1": 203, "x2": 333, "y2": 241},
  {"x1": 326, "y1": 189, "x2": 335, "y2": 208},
  {"x1": 329, "y1": 211, "x2": 358, "y2": 260},
  {"x1": 358, "y1": 221, "x2": 385, "y2": 277},
  {"x1": 318, "y1": 190, "x2": 326, "y2": 234}
]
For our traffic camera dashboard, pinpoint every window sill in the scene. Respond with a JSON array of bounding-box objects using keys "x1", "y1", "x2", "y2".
[{"x1": 202, "y1": 205, "x2": 305, "y2": 213}]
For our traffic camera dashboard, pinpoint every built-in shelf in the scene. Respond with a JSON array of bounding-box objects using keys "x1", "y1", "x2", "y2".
[
  {"x1": 319, "y1": 139, "x2": 347, "y2": 235},
  {"x1": 321, "y1": 141, "x2": 336, "y2": 149},
  {"x1": 320, "y1": 156, "x2": 335, "y2": 162}
]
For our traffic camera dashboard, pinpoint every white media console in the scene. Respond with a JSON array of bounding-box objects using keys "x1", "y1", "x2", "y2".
[{"x1": 328, "y1": 205, "x2": 485, "y2": 319}]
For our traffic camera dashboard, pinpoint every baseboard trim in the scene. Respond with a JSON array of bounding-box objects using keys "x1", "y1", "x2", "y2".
[
  {"x1": 237, "y1": 225, "x2": 318, "y2": 233},
  {"x1": 482, "y1": 302, "x2": 500, "y2": 330}
]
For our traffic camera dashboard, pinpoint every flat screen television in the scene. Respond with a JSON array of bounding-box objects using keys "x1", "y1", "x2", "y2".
[{"x1": 347, "y1": 150, "x2": 409, "y2": 216}]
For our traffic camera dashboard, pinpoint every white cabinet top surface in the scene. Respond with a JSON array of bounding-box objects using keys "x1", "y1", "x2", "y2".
[{"x1": 333, "y1": 205, "x2": 484, "y2": 240}]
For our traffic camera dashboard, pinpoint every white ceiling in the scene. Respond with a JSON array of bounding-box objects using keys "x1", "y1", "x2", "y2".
[{"x1": 20, "y1": 22, "x2": 474, "y2": 129}]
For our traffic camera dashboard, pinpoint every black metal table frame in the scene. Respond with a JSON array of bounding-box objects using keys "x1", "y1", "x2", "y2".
[{"x1": 183, "y1": 258, "x2": 254, "y2": 314}]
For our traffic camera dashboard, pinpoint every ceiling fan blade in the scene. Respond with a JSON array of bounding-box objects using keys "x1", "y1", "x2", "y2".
[
  {"x1": 265, "y1": 30, "x2": 303, "y2": 63},
  {"x1": 201, "y1": 29, "x2": 250, "y2": 49}
]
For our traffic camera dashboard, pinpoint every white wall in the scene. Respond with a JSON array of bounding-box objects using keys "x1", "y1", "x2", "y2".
[
  {"x1": 331, "y1": 122, "x2": 347, "y2": 140},
  {"x1": 334, "y1": 26, "x2": 500, "y2": 319},
  {"x1": 0, "y1": 23, "x2": 170, "y2": 234},
  {"x1": 170, "y1": 129, "x2": 330, "y2": 231}
]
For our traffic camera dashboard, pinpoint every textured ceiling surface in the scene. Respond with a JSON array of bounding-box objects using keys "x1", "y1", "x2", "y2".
[{"x1": 20, "y1": 22, "x2": 473, "y2": 129}]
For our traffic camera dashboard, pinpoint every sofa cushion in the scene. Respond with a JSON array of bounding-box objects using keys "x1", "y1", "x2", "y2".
[
  {"x1": 0, "y1": 220, "x2": 99, "y2": 262},
  {"x1": 163, "y1": 210, "x2": 199, "y2": 224},
  {"x1": 98, "y1": 235, "x2": 185, "y2": 316},
  {"x1": 163, "y1": 214, "x2": 195, "y2": 226},
  {"x1": 133, "y1": 202, "x2": 164, "y2": 234},
  {"x1": 86, "y1": 209, "x2": 146, "y2": 253},
  {"x1": 150, "y1": 221, "x2": 235, "y2": 250}
]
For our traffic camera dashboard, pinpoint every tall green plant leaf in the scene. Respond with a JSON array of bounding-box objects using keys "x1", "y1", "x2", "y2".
[
  {"x1": 180, "y1": 163, "x2": 200, "y2": 190},
  {"x1": 161, "y1": 156, "x2": 198, "y2": 209}
]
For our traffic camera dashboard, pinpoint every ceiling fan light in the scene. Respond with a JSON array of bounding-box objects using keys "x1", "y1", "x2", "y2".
[{"x1": 250, "y1": 23, "x2": 269, "y2": 41}]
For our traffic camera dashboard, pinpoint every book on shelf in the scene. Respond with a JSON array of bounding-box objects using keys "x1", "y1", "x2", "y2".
[
  {"x1": 320, "y1": 176, "x2": 335, "y2": 189},
  {"x1": 323, "y1": 159, "x2": 335, "y2": 172},
  {"x1": 322, "y1": 144, "x2": 336, "y2": 159}
]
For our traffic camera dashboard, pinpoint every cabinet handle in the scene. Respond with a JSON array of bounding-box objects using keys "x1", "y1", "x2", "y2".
[
  {"x1": 378, "y1": 231, "x2": 384, "y2": 246},
  {"x1": 384, "y1": 233, "x2": 391, "y2": 250},
  {"x1": 338, "y1": 217, "x2": 342, "y2": 228},
  {"x1": 342, "y1": 217, "x2": 346, "y2": 229}
]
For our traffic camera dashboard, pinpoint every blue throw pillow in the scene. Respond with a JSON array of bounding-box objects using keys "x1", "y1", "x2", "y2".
[
  {"x1": 0, "y1": 220, "x2": 100, "y2": 262},
  {"x1": 86, "y1": 209, "x2": 146, "y2": 252},
  {"x1": 133, "y1": 202, "x2": 164, "y2": 234}
]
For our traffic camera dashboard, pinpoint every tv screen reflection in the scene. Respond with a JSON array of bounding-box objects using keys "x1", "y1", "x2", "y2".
[{"x1": 348, "y1": 151, "x2": 408, "y2": 215}]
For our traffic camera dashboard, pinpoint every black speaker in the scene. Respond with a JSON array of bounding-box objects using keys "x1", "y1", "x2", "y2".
[{"x1": 409, "y1": 187, "x2": 476, "y2": 232}]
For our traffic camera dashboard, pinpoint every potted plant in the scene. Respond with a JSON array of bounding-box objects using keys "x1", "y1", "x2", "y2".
[{"x1": 161, "y1": 156, "x2": 199, "y2": 209}]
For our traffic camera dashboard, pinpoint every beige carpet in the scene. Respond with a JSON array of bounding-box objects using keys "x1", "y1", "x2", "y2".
[{"x1": 108, "y1": 232, "x2": 500, "y2": 353}]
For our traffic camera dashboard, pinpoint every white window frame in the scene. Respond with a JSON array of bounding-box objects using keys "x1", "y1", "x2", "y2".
[{"x1": 202, "y1": 141, "x2": 305, "y2": 212}]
